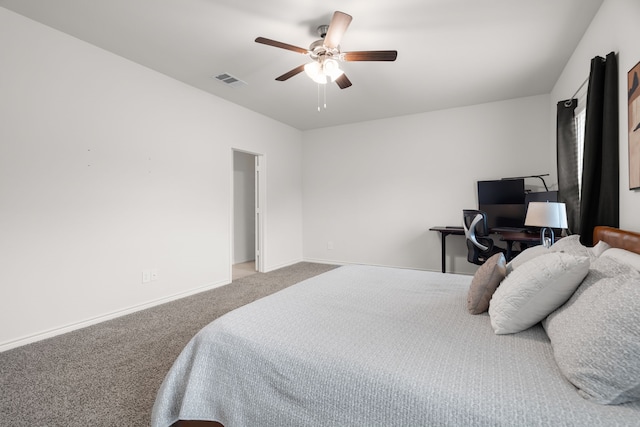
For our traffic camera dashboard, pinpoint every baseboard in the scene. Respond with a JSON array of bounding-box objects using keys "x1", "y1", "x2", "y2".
[
  {"x1": 262, "y1": 257, "x2": 305, "y2": 273},
  {"x1": 302, "y1": 257, "x2": 441, "y2": 273},
  {"x1": 300, "y1": 257, "x2": 345, "y2": 267},
  {"x1": 0, "y1": 278, "x2": 230, "y2": 353}
]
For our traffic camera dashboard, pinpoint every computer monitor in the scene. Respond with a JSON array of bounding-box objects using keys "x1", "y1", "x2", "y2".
[{"x1": 477, "y1": 179, "x2": 526, "y2": 229}]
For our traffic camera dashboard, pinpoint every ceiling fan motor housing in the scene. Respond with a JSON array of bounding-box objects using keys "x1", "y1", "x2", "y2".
[
  {"x1": 317, "y1": 25, "x2": 329, "y2": 38},
  {"x1": 309, "y1": 39, "x2": 340, "y2": 61}
]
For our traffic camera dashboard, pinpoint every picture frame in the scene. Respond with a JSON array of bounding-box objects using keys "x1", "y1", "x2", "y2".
[{"x1": 628, "y1": 60, "x2": 640, "y2": 190}]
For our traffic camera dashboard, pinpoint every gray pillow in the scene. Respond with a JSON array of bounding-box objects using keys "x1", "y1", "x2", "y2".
[
  {"x1": 543, "y1": 256, "x2": 640, "y2": 404},
  {"x1": 600, "y1": 247, "x2": 640, "y2": 271},
  {"x1": 467, "y1": 253, "x2": 506, "y2": 314}
]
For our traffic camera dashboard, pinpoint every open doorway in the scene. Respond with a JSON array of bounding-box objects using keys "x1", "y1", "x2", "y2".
[{"x1": 232, "y1": 150, "x2": 264, "y2": 280}]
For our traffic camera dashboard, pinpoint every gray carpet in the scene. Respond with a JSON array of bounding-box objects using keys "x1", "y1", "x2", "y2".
[{"x1": 0, "y1": 262, "x2": 338, "y2": 427}]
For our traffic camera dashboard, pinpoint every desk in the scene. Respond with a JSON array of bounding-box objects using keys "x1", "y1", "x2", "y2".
[
  {"x1": 429, "y1": 226, "x2": 465, "y2": 273},
  {"x1": 430, "y1": 227, "x2": 559, "y2": 272}
]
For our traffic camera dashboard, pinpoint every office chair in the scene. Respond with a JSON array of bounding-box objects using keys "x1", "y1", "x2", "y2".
[{"x1": 462, "y1": 209, "x2": 505, "y2": 265}]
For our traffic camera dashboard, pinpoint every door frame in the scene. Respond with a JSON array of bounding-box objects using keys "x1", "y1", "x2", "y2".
[{"x1": 230, "y1": 149, "x2": 265, "y2": 279}]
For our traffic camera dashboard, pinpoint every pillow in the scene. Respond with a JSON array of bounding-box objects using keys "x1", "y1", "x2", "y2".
[
  {"x1": 591, "y1": 240, "x2": 611, "y2": 258},
  {"x1": 549, "y1": 235, "x2": 595, "y2": 260},
  {"x1": 505, "y1": 236, "x2": 606, "y2": 275},
  {"x1": 505, "y1": 244, "x2": 549, "y2": 275},
  {"x1": 467, "y1": 253, "x2": 506, "y2": 315},
  {"x1": 543, "y1": 256, "x2": 640, "y2": 404},
  {"x1": 600, "y1": 247, "x2": 640, "y2": 272},
  {"x1": 488, "y1": 252, "x2": 589, "y2": 334}
]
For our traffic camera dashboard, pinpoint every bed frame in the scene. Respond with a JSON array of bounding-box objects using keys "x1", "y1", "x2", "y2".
[
  {"x1": 169, "y1": 226, "x2": 640, "y2": 427},
  {"x1": 593, "y1": 225, "x2": 640, "y2": 254}
]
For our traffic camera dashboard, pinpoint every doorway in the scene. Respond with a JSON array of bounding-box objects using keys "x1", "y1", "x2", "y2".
[{"x1": 232, "y1": 150, "x2": 264, "y2": 280}]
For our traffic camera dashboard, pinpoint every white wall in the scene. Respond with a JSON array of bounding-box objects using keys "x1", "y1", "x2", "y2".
[
  {"x1": 233, "y1": 151, "x2": 256, "y2": 264},
  {"x1": 550, "y1": 0, "x2": 640, "y2": 232},
  {"x1": 4, "y1": 0, "x2": 637, "y2": 351},
  {"x1": 0, "y1": 9, "x2": 303, "y2": 350},
  {"x1": 302, "y1": 95, "x2": 552, "y2": 274},
  {"x1": 302, "y1": 0, "x2": 640, "y2": 274}
]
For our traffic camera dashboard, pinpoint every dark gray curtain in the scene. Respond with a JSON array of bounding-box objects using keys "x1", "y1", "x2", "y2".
[
  {"x1": 557, "y1": 99, "x2": 580, "y2": 234},
  {"x1": 579, "y1": 52, "x2": 619, "y2": 246}
]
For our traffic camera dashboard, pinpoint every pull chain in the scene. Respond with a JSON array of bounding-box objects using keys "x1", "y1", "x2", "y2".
[
  {"x1": 324, "y1": 83, "x2": 327, "y2": 109},
  {"x1": 316, "y1": 83, "x2": 328, "y2": 112}
]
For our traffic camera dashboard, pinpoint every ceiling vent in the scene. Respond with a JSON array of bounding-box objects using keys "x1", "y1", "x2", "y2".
[{"x1": 213, "y1": 73, "x2": 247, "y2": 88}]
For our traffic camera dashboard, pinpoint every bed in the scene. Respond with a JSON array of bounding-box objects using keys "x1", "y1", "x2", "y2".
[{"x1": 152, "y1": 226, "x2": 640, "y2": 426}]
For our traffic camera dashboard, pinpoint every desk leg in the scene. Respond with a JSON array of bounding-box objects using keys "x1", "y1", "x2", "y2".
[
  {"x1": 505, "y1": 241, "x2": 513, "y2": 261},
  {"x1": 440, "y1": 233, "x2": 447, "y2": 273}
]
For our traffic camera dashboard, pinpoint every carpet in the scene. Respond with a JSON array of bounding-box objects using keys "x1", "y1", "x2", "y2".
[{"x1": 0, "y1": 262, "x2": 338, "y2": 427}]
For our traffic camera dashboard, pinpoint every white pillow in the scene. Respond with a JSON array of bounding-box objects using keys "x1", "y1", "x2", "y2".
[
  {"x1": 505, "y1": 236, "x2": 606, "y2": 276},
  {"x1": 590, "y1": 240, "x2": 611, "y2": 258},
  {"x1": 600, "y1": 247, "x2": 640, "y2": 271},
  {"x1": 505, "y1": 244, "x2": 549, "y2": 275},
  {"x1": 549, "y1": 235, "x2": 594, "y2": 259},
  {"x1": 488, "y1": 252, "x2": 590, "y2": 334}
]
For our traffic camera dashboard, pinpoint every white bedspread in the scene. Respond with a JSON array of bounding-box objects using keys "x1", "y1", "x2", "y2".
[{"x1": 152, "y1": 265, "x2": 640, "y2": 426}]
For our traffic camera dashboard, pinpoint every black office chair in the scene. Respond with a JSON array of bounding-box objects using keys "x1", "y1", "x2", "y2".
[{"x1": 462, "y1": 209, "x2": 505, "y2": 265}]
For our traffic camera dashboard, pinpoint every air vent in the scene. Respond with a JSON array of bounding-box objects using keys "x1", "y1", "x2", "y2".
[{"x1": 213, "y1": 73, "x2": 247, "y2": 88}]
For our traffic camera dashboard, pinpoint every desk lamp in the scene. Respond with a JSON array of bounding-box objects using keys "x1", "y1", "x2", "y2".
[{"x1": 524, "y1": 202, "x2": 568, "y2": 248}]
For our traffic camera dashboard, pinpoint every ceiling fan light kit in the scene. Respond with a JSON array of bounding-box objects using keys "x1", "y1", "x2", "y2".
[
  {"x1": 304, "y1": 58, "x2": 344, "y2": 84},
  {"x1": 255, "y1": 10, "x2": 397, "y2": 97}
]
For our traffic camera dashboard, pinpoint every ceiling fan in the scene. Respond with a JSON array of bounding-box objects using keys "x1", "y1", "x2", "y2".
[{"x1": 255, "y1": 11, "x2": 397, "y2": 89}]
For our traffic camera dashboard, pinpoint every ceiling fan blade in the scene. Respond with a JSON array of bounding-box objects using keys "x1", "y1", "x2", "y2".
[
  {"x1": 275, "y1": 64, "x2": 306, "y2": 81},
  {"x1": 324, "y1": 11, "x2": 352, "y2": 49},
  {"x1": 343, "y1": 50, "x2": 398, "y2": 61},
  {"x1": 335, "y1": 74, "x2": 352, "y2": 89},
  {"x1": 255, "y1": 37, "x2": 308, "y2": 54}
]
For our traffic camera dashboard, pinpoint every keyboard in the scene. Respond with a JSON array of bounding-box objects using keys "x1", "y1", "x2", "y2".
[{"x1": 490, "y1": 227, "x2": 527, "y2": 233}]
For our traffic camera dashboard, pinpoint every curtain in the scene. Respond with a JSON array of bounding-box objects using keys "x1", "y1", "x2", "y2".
[
  {"x1": 579, "y1": 52, "x2": 619, "y2": 246},
  {"x1": 556, "y1": 99, "x2": 580, "y2": 234}
]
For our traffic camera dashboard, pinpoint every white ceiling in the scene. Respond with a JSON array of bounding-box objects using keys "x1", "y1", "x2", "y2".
[{"x1": 1, "y1": 0, "x2": 603, "y2": 130}]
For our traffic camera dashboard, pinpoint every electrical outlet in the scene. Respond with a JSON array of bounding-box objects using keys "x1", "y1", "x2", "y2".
[
  {"x1": 151, "y1": 269, "x2": 158, "y2": 281},
  {"x1": 142, "y1": 270, "x2": 151, "y2": 284},
  {"x1": 327, "y1": 241, "x2": 334, "y2": 250}
]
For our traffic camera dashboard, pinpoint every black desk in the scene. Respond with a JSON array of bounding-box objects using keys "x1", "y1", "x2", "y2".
[
  {"x1": 430, "y1": 227, "x2": 555, "y2": 272},
  {"x1": 429, "y1": 226, "x2": 465, "y2": 273}
]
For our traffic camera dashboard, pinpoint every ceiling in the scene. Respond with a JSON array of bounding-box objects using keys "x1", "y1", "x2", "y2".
[{"x1": 1, "y1": 0, "x2": 603, "y2": 130}]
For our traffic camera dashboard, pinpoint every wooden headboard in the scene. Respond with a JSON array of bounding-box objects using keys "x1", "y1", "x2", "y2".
[{"x1": 593, "y1": 226, "x2": 640, "y2": 255}]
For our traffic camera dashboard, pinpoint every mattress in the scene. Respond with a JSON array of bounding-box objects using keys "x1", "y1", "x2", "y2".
[{"x1": 152, "y1": 265, "x2": 640, "y2": 426}]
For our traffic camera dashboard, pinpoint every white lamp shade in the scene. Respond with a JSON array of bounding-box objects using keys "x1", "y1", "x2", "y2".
[
  {"x1": 304, "y1": 62, "x2": 328, "y2": 84},
  {"x1": 323, "y1": 59, "x2": 344, "y2": 82},
  {"x1": 304, "y1": 59, "x2": 344, "y2": 84},
  {"x1": 524, "y1": 202, "x2": 568, "y2": 229}
]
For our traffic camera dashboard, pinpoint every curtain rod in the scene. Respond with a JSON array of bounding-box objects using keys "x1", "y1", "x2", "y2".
[{"x1": 564, "y1": 77, "x2": 589, "y2": 107}]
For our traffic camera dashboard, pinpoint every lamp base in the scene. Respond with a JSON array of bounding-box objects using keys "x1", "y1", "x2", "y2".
[{"x1": 540, "y1": 227, "x2": 555, "y2": 248}]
